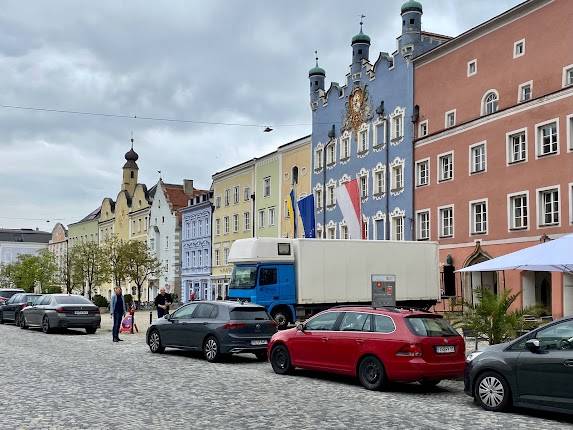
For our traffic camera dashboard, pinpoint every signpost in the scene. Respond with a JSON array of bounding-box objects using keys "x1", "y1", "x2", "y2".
[{"x1": 371, "y1": 274, "x2": 396, "y2": 308}]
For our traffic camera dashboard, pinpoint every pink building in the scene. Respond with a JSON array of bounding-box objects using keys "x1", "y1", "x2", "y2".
[{"x1": 413, "y1": 0, "x2": 573, "y2": 317}]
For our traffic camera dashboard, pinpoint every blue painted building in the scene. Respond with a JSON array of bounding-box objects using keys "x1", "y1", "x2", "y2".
[
  {"x1": 310, "y1": 1, "x2": 448, "y2": 241},
  {"x1": 180, "y1": 189, "x2": 214, "y2": 302}
]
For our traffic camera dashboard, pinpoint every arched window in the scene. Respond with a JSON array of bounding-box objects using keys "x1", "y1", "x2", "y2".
[
  {"x1": 482, "y1": 91, "x2": 499, "y2": 115},
  {"x1": 292, "y1": 166, "x2": 299, "y2": 185}
]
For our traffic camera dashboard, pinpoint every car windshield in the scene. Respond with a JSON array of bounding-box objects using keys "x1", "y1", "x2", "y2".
[
  {"x1": 54, "y1": 296, "x2": 93, "y2": 305},
  {"x1": 230, "y1": 308, "x2": 270, "y2": 320},
  {"x1": 406, "y1": 316, "x2": 459, "y2": 337},
  {"x1": 229, "y1": 266, "x2": 257, "y2": 289}
]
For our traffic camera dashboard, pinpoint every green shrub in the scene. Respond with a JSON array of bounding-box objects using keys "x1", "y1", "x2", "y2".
[
  {"x1": 124, "y1": 294, "x2": 133, "y2": 305},
  {"x1": 92, "y1": 294, "x2": 109, "y2": 308}
]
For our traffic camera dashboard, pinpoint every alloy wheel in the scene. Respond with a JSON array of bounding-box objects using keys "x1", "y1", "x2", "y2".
[
  {"x1": 204, "y1": 338, "x2": 218, "y2": 361},
  {"x1": 42, "y1": 316, "x2": 50, "y2": 334},
  {"x1": 478, "y1": 376, "x2": 505, "y2": 408},
  {"x1": 149, "y1": 331, "x2": 160, "y2": 352}
]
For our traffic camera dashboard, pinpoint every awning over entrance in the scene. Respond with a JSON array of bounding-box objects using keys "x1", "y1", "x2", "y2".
[{"x1": 457, "y1": 234, "x2": 573, "y2": 273}]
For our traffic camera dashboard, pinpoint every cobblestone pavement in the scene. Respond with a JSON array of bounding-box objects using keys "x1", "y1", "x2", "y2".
[{"x1": 1, "y1": 324, "x2": 572, "y2": 430}]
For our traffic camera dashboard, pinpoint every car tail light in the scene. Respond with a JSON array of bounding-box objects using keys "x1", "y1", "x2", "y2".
[
  {"x1": 396, "y1": 343, "x2": 423, "y2": 357},
  {"x1": 55, "y1": 307, "x2": 65, "y2": 313},
  {"x1": 222, "y1": 322, "x2": 247, "y2": 330}
]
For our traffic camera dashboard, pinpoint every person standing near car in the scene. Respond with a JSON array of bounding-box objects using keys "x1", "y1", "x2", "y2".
[
  {"x1": 110, "y1": 287, "x2": 127, "y2": 342},
  {"x1": 154, "y1": 287, "x2": 172, "y2": 319}
]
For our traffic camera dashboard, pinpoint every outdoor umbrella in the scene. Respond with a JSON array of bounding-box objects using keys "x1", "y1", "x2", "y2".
[{"x1": 457, "y1": 234, "x2": 573, "y2": 273}]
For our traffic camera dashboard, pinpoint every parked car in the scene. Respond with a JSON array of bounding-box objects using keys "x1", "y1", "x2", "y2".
[
  {"x1": 268, "y1": 306, "x2": 466, "y2": 390},
  {"x1": 20, "y1": 294, "x2": 101, "y2": 334},
  {"x1": 0, "y1": 288, "x2": 24, "y2": 305},
  {"x1": 146, "y1": 300, "x2": 277, "y2": 362},
  {"x1": 0, "y1": 293, "x2": 41, "y2": 326},
  {"x1": 465, "y1": 316, "x2": 573, "y2": 414}
]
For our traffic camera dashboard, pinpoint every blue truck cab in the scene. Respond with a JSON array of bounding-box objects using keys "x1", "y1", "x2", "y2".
[{"x1": 227, "y1": 239, "x2": 297, "y2": 327}]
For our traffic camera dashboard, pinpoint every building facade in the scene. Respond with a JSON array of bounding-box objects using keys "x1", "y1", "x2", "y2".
[
  {"x1": 48, "y1": 223, "x2": 68, "y2": 292},
  {"x1": 148, "y1": 179, "x2": 201, "y2": 301},
  {"x1": 310, "y1": 1, "x2": 447, "y2": 241},
  {"x1": 0, "y1": 229, "x2": 51, "y2": 266},
  {"x1": 68, "y1": 207, "x2": 100, "y2": 248},
  {"x1": 180, "y1": 189, "x2": 213, "y2": 302},
  {"x1": 211, "y1": 159, "x2": 255, "y2": 297},
  {"x1": 279, "y1": 135, "x2": 312, "y2": 238},
  {"x1": 255, "y1": 152, "x2": 281, "y2": 238},
  {"x1": 413, "y1": 0, "x2": 573, "y2": 317}
]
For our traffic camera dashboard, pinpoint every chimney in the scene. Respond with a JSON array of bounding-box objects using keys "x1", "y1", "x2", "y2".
[{"x1": 183, "y1": 179, "x2": 194, "y2": 195}]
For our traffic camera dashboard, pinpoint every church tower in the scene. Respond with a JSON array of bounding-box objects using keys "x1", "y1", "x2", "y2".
[
  {"x1": 309, "y1": 51, "x2": 325, "y2": 104},
  {"x1": 351, "y1": 17, "x2": 370, "y2": 74},
  {"x1": 122, "y1": 138, "x2": 139, "y2": 196},
  {"x1": 399, "y1": 0, "x2": 423, "y2": 56}
]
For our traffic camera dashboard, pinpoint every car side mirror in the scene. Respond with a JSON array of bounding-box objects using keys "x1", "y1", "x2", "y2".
[
  {"x1": 296, "y1": 322, "x2": 305, "y2": 332},
  {"x1": 525, "y1": 339, "x2": 541, "y2": 353},
  {"x1": 164, "y1": 314, "x2": 171, "y2": 321}
]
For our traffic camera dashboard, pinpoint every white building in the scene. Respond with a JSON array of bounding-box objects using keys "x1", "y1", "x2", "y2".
[
  {"x1": 0, "y1": 228, "x2": 51, "y2": 265},
  {"x1": 147, "y1": 179, "x2": 205, "y2": 301}
]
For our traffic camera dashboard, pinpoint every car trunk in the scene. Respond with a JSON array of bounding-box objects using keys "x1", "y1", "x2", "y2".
[
  {"x1": 227, "y1": 307, "x2": 277, "y2": 338},
  {"x1": 405, "y1": 315, "x2": 465, "y2": 363},
  {"x1": 57, "y1": 304, "x2": 99, "y2": 315}
]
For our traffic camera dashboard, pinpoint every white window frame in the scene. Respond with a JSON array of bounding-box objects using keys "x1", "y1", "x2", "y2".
[
  {"x1": 445, "y1": 109, "x2": 456, "y2": 128},
  {"x1": 315, "y1": 185, "x2": 323, "y2": 210},
  {"x1": 469, "y1": 141, "x2": 487, "y2": 174},
  {"x1": 269, "y1": 207, "x2": 276, "y2": 226},
  {"x1": 506, "y1": 127, "x2": 528, "y2": 165},
  {"x1": 562, "y1": 64, "x2": 573, "y2": 88},
  {"x1": 244, "y1": 187, "x2": 251, "y2": 201},
  {"x1": 340, "y1": 133, "x2": 351, "y2": 160},
  {"x1": 390, "y1": 215, "x2": 404, "y2": 241},
  {"x1": 415, "y1": 209, "x2": 430, "y2": 241},
  {"x1": 481, "y1": 89, "x2": 499, "y2": 116},
  {"x1": 326, "y1": 140, "x2": 337, "y2": 165},
  {"x1": 513, "y1": 38, "x2": 525, "y2": 59},
  {"x1": 507, "y1": 190, "x2": 530, "y2": 232},
  {"x1": 517, "y1": 80, "x2": 533, "y2": 103},
  {"x1": 372, "y1": 165, "x2": 386, "y2": 195},
  {"x1": 233, "y1": 214, "x2": 239, "y2": 233},
  {"x1": 263, "y1": 177, "x2": 271, "y2": 197},
  {"x1": 372, "y1": 213, "x2": 386, "y2": 241},
  {"x1": 224, "y1": 189, "x2": 230, "y2": 206},
  {"x1": 535, "y1": 118, "x2": 560, "y2": 159},
  {"x1": 314, "y1": 144, "x2": 324, "y2": 170},
  {"x1": 373, "y1": 119, "x2": 386, "y2": 148},
  {"x1": 362, "y1": 216, "x2": 370, "y2": 240},
  {"x1": 391, "y1": 163, "x2": 404, "y2": 191},
  {"x1": 223, "y1": 216, "x2": 229, "y2": 234},
  {"x1": 438, "y1": 204, "x2": 454, "y2": 239},
  {"x1": 569, "y1": 183, "x2": 573, "y2": 226},
  {"x1": 358, "y1": 170, "x2": 369, "y2": 199},
  {"x1": 358, "y1": 124, "x2": 370, "y2": 153},
  {"x1": 244, "y1": 212, "x2": 251, "y2": 232},
  {"x1": 215, "y1": 196, "x2": 221, "y2": 208},
  {"x1": 233, "y1": 186, "x2": 240, "y2": 204},
  {"x1": 214, "y1": 249, "x2": 220, "y2": 266},
  {"x1": 339, "y1": 222, "x2": 349, "y2": 240},
  {"x1": 390, "y1": 107, "x2": 405, "y2": 141},
  {"x1": 258, "y1": 209, "x2": 266, "y2": 229},
  {"x1": 469, "y1": 198, "x2": 488, "y2": 235},
  {"x1": 418, "y1": 120, "x2": 428, "y2": 138},
  {"x1": 415, "y1": 158, "x2": 430, "y2": 187},
  {"x1": 567, "y1": 113, "x2": 573, "y2": 152},
  {"x1": 536, "y1": 185, "x2": 561, "y2": 228},
  {"x1": 437, "y1": 151, "x2": 454, "y2": 183},
  {"x1": 326, "y1": 180, "x2": 336, "y2": 207},
  {"x1": 467, "y1": 59, "x2": 477, "y2": 77}
]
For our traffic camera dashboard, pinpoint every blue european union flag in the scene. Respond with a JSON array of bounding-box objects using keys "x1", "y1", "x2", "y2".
[{"x1": 297, "y1": 194, "x2": 316, "y2": 238}]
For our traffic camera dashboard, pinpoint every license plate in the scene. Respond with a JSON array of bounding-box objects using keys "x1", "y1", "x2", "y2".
[
  {"x1": 74, "y1": 311, "x2": 88, "y2": 315},
  {"x1": 251, "y1": 339, "x2": 268, "y2": 346},
  {"x1": 436, "y1": 345, "x2": 455, "y2": 354}
]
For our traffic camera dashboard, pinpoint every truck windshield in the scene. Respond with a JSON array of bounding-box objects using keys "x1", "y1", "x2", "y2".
[{"x1": 229, "y1": 266, "x2": 257, "y2": 289}]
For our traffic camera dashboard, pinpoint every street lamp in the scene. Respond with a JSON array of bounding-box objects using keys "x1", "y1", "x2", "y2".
[{"x1": 322, "y1": 124, "x2": 336, "y2": 238}]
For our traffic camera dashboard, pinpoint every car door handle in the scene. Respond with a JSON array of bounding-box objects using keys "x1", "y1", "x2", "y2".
[
  {"x1": 321, "y1": 337, "x2": 328, "y2": 342},
  {"x1": 563, "y1": 359, "x2": 573, "y2": 367},
  {"x1": 355, "y1": 339, "x2": 364, "y2": 344}
]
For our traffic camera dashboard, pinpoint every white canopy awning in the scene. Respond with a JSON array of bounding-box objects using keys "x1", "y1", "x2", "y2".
[{"x1": 457, "y1": 234, "x2": 573, "y2": 273}]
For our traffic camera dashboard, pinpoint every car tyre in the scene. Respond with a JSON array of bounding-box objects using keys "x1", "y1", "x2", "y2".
[
  {"x1": 41, "y1": 315, "x2": 52, "y2": 334},
  {"x1": 0, "y1": 311, "x2": 4, "y2": 324},
  {"x1": 85, "y1": 327, "x2": 97, "y2": 335},
  {"x1": 474, "y1": 371, "x2": 511, "y2": 412},
  {"x1": 270, "y1": 345, "x2": 294, "y2": 375},
  {"x1": 255, "y1": 351, "x2": 268, "y2": 362},
  {"x1": 203, "y1": 336, "x2": 220, "y2": 362},
  {"x1": 148, "y1": 329, "x2": 165, "y2": 353},
  {"x1": 358, "y1": 356, "x2": 385, "y2": 391}
]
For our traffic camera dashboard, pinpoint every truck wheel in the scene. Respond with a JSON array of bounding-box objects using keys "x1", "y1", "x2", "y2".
[{"x1": 272, "y1": 309, "x2": 290, "y2": 330}]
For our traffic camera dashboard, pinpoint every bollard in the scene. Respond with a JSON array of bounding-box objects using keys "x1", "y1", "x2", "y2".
[{"x1": 149, "y1": 311, "x2": 152, "y2": 325}]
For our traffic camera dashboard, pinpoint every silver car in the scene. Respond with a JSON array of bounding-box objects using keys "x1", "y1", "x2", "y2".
[{"x1": 21, "y1": 294, "x2": 101, "y2": 334}]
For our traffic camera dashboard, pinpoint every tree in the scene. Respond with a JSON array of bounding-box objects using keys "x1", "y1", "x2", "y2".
[
  {"x1": 71, "y1": 241, "x2": 110, "y2": 299},
  {"x1": 123, "y1": 240, "x2": 164, "y2": 304},
  {"x1": 58, "y1": 248, "x2": 78, "y2": 294},
  {"x1": 456, "y1": 287, "x2": 524, "y2": 348},
  {"x1": 102, "y1": 236, "x2": 129, "y2": 290},
  {"x1": 2, "y1": 250, "x2": 59, "y2": 293}
]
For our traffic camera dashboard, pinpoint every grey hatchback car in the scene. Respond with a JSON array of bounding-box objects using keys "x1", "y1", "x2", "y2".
[
  {"x1": 465, "y1": 316, "x2": 573, "y2": 414},
  {"x1": 146, "y1": 301, "x2": 277, "y2": 362},
  {"x1": 21, "y1": 294, "x2": 101, "y2": 334}
]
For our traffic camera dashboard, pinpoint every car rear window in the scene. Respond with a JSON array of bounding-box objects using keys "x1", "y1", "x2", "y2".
[
  {"x1": 0, "y1": 290, "x2": 20, "y2": 299},
  {"x1": 406, "y1": 316, "x2": 458, "y2": 337},
  {"x1": 230, "y1": 308, "x2": 270, "y2": 321},
  {"x1": 54, "y1": 296, "x2": 93, "y2": 305}
]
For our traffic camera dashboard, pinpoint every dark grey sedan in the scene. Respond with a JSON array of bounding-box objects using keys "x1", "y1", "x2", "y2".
[
  {"x1": 146, "y1": 301, "x2": 277, "y2": 362},
  {"x1": 465, "y1": 316, "x2": 573, "y2": 414},
  {"x1": 21, "y1": 294, "x2": 101, "y2": 334},
  {"x1": 0, "y1": 293, "x2": 41, "y2": 326}
]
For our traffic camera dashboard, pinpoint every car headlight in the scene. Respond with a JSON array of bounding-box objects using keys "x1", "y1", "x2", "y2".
[{"x1": 466, "y1": 351, "x2": 484, "y2": 363}]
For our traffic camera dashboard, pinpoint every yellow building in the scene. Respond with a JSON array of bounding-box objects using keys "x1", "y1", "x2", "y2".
[
  {"x1": 278, "y1": 135, "x2": 312, "y2": 238},
  {"x1": 211, "y1": 159, "x2": 255, "y2": 297},
  {"x1": 98, "y1": 142, "x2": 155, "y2": 301}
]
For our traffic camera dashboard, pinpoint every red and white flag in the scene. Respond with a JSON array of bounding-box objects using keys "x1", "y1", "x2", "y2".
[{"x1": 334, "y1": 179, "x2": 363, "y2": 239}]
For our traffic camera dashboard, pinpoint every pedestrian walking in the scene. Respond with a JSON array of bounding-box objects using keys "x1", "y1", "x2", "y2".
[
  {"x1": 190, "y1": 290, "x2": 196, "y2": 302},
  {"x1": 154, "y1": 287, "x2": 172, "y2": 319},
  {"x1": 110, "y1": 287, "x2": 127, "y2": 342}
]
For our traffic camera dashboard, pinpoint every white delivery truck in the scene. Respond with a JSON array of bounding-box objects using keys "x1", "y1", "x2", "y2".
[{"x1": 227, "y1": 238, "x2": 440, "y2": 327}]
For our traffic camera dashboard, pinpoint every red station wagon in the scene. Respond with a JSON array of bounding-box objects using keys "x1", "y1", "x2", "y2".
[{"x1": 268, "y1": 306, "x2": 465, "y2": 390}]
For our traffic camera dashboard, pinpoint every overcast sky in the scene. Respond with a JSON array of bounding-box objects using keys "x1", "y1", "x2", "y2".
[{"x1": 0, "y1": 0, "x2": 521, "y2": 231}]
